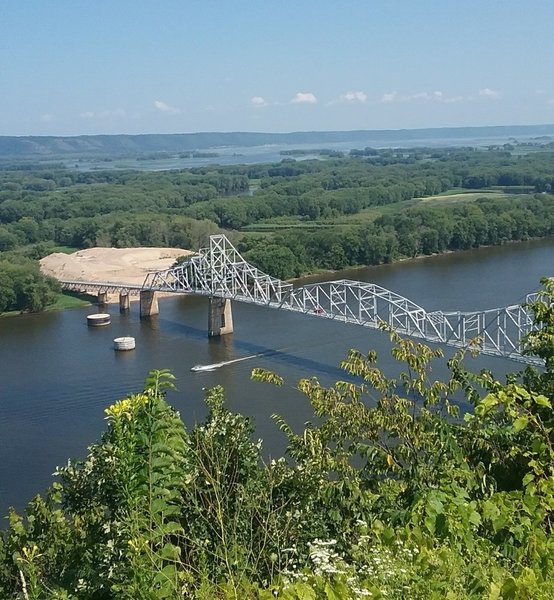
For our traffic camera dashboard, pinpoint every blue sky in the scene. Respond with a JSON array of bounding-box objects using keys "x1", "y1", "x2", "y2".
[{"x1": 2, "y1": 0, "x2": 554, "y2": 136}]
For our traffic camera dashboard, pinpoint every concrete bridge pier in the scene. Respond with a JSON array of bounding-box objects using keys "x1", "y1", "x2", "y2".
[
  {"x1": 140, "y1": 290, "x2": 159, "y2": 318},
  {"x1": 119, "y1": 292, "x2": 130, "y2": 312},
  {"x1": 97, "y1": 291, "x2": 108, "y2": 305},
  {"x1": 208, "y1": 297, "x2": 234, "y2": 337}
]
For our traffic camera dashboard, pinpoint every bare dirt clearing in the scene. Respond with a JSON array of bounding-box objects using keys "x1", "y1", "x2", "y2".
[{"x1": 40, "y1": 247, "x2": 192, "y2": 287}]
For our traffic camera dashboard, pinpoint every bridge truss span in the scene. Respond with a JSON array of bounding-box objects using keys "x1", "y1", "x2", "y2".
[
  {"x1": 142, "y1": 234, "x2": 293, "y2": 304},
  {"x1": 141, "y1": 234, "x2": 547, "y2": 365}
]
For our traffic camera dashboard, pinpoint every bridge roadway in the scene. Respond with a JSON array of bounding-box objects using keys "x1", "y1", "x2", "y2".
[
  {"x1": 59, "y1": 280, "x2": 143, "y2": 295},
  {"x1": 60, "y1": 235, "x2": 549, "y2": 366}
]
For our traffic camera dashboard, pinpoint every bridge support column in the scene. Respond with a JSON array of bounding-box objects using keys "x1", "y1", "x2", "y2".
[
  {"x1": 97, "y1": 291, "x2": 108, "y2": 305},
  {"x1": 208, "y1": 297, "x2": 233, "y2": 337},
  {"x1": 119, "y1": 292, "x2": 130, "y2": 312},
  {"x1": 140, "y1": 290, "x2": 159, "y2": 318}
]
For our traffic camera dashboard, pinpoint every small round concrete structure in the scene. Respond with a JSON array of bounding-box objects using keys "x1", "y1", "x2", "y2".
[
  {"x1": 113, "y1": 336, "x2": 136, "y2": 351},
  {"x1": 87, "y1": 313, "x2": 111, "y2": 327}
]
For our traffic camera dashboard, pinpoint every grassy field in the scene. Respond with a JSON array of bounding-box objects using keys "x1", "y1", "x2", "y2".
[
  {"x1": 1, "y1": 292, "x2": 92, "y2": 317},
  {"x1": 47, "y1": 245, "x2": 79, "y2": 254},
  {"x1": 46, "y1": 292, "x2": 92, "y2": 310},
  {"x1": 418, "y1": 190, "x2": 508, "y2": 204},
  {"x1": 239, "y1": 188, "x2": 532, "y2": 235}
]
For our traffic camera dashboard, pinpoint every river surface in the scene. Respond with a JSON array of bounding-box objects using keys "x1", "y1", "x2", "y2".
[
  {"x1": 63, "y1": 132, "x2": 549, "y2": 172},
  {"x1": 1, "y1": 239, "x2": 553, "y2": 514}
]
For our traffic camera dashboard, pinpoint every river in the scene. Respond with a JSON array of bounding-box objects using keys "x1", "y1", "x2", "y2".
[
  {"x1": 0, "y1": 238, "x2": 553, "y2": 514},
  {"x1": 63, "y1": 132, "x2": 550, "y2": 172}
]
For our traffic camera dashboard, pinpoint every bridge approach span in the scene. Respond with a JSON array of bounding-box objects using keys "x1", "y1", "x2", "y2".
[{"x1": 142, "y1": 235, "x2": 545, "y2": 365}]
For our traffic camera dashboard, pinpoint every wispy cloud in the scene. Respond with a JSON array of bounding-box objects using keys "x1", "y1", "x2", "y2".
[
  {"x1": 443, "y1": 95, "x2": 465, "y2": 104},
  {"x1": 154, "y1": 100, "x2": 181, "y2": 115},
  {"x1": 336, "y1": 91, "x2": 367, "y2": 104},
  {"x1": 381, "y1": 91, "x2": 398, "y2": 104},
  {"x1": 291, "y1": 92, "x2": 317, "y2": 104},
  {"x1": 479, "y1": 88, "x2": 501, "y2": 99},
  {"x1": 250, "y1": 96, "x2": 268, "y2": 108},
  {"x1": 80, "y1": 111, "x2": 95, "y2": 119},
  {"x1": 381, "y1": 90, "x2": 467, "y2": 104},
  {"x1": 40, "y1": 113, "x2": 54, "y2": 122}
]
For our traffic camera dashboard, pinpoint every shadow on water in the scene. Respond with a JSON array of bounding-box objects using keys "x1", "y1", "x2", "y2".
[{"x1": 149, "y1": 316, "x2": 348, "y2": 380}]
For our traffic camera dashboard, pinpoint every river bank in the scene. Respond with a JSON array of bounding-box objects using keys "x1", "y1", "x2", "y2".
[{"x1": 291, "y1": 235, "x2": 554, "y2": 285}]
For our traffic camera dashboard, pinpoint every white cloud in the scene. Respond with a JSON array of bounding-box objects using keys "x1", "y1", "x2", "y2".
[
  {"x1": 40, "y1": 113, "x2": 54, "y2": 122},
  {"x1": 382, "y1": 90, "x2": 468, "y2": 104},
  {"x1": 79, "y1": 109, "x2": 129, "y2": 119},
  {"x1": 410, "y1": 92, "x2": 431, "y2": 100},
  {"x1": 381, "y1": 91, "x2": 398, "y2": 103},
  {"x1": 338, "y1": 90, "x2": 367, "y2": 104},
  {"x1": 154, "y1": 100, "x2": 180, "y2": 115},
  {"x1": 479, "y1": 88, "x2": 501, "y2": 99},
  {"x1": 444, "y1": 95, "x2": 465, "y2": 104},
  {"x1": 250, "y1": 96, "x2": 268, "y2": 108},
  {"x1": 291, "y1": 92, "x2": 317, "y2": 104}
]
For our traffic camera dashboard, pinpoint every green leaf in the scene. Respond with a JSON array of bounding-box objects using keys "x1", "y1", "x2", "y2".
[
  {"x1": 159, "y1": 542, "x2": 181, "y2": 561},
  {"x1": 324, "y1": 581, "x2": 346, "y2": 600},
  {"x1": 522, "y1": 472, "x2": 534, "y2": 487},
  {"x1": 534, "y1": 394, "x2": 552, "y2": 408},
  {"x1": 500, "y1": 576, "x2": 517, "y2": 599},
  {"x1": 424, "y1": 515, "x2": 436, "y2": 535},
  {"x1": 427, "y1": 497, "x2": 444, "y2": 515},
  {"x1": 468, "y1": 509, "x2": 481, "y2": 527},
  {"x1": 251, "y1": 367, "x2": 284, "y2": 386},
  {"x1": 513, "y1": 416, "x2": 528, "y2": 433},
  {"x1": 161, "y1": 521, "x2": 183, "y2": 535},
  {"x1": 286, "y1": 581, "x2": 317, "y2": 600},
  {"x1": 153, "y1": 563, "x2": 178, "y2": 583}
]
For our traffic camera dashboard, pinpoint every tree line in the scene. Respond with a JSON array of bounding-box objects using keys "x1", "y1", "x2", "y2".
[{"x1": 240, "y1": 195, "x2": 554, "y2": 278}]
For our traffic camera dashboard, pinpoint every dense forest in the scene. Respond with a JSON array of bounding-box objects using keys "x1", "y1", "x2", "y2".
[
  {"x1": 0, "y1": 280, "x2": 553, "y2": 598},
  {"x1": 1, "y1": 145, "x2": 554, "y2": 311}
]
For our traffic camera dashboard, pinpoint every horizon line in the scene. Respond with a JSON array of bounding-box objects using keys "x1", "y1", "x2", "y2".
[{"x1": 3, "y1": 122, "x2": 554, "y2": 140}]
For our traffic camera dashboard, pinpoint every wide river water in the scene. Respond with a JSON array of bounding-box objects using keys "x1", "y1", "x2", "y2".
[{"x1": 1, "y1": 238, "x2": 553, "y2": 514}]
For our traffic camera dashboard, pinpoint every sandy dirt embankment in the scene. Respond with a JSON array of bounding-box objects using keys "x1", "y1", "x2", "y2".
[{"x1": 40, "y1": 247, "x2": 192, "y2": 301}]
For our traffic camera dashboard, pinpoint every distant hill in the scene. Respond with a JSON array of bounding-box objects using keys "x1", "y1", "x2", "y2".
[{"x1": 2, "y1": 124, "x2": 554, "y2": 158}]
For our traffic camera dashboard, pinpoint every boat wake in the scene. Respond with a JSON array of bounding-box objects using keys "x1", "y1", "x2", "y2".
[{"x1": 191, "y1": 354, "x2": 258, "y2": 372}]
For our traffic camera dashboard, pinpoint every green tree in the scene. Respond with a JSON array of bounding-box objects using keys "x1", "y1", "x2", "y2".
[{"x1": 246, "y1": 244, "x2": 300, "y2": 279}]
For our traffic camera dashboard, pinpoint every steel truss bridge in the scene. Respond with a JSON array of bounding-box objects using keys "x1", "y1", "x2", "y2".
[
  {"x1": 139, "y1": 234, "x2": 546, "y2": 365},
  {"x1": 60, "y1": 281, "x2": 143, "y2": 295}
]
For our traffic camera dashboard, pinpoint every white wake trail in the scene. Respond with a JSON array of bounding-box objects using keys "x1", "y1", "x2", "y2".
[{"x1": 191, "y1": 354, "x2": 258, "y2": 372}]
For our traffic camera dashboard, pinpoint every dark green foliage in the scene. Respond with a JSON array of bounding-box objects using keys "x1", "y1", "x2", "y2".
[
  {"x1": 239, "y1": 193, "x2": 554, "y2": 279},
  {"x1": 2, "y1": 147, "x2": 554, "y2": 295},
  {"x1": 0, "y1": 260, "x2": 59, "y2": 312}
]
